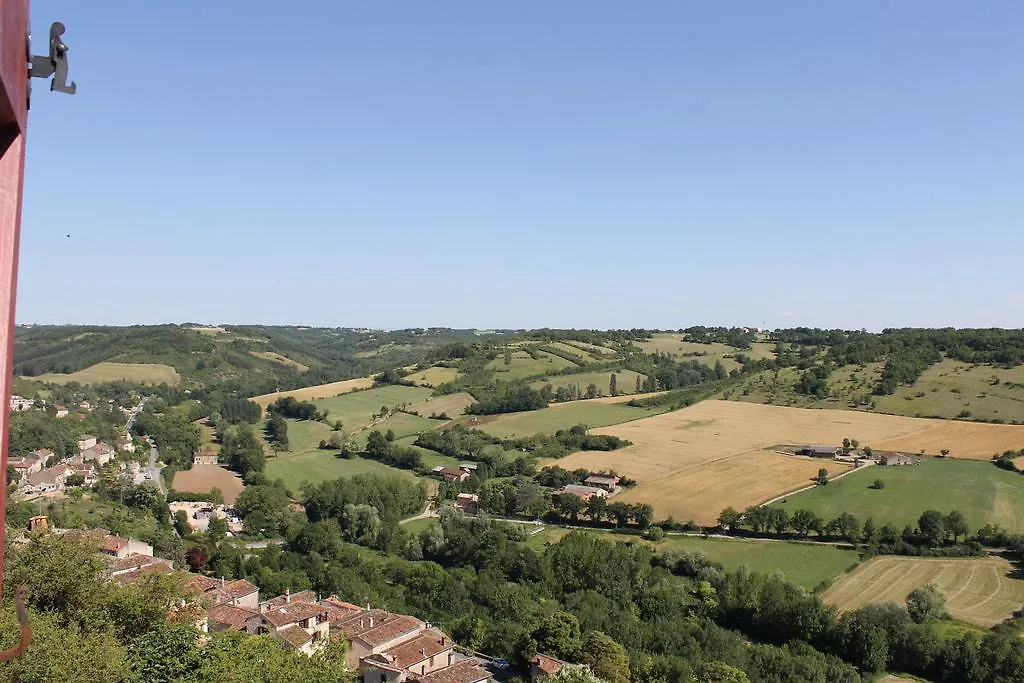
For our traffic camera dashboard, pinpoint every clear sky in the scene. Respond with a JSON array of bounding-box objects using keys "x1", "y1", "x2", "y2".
[{"x1": 18, "y1": 1, "x2": 1024, "y2": 330}]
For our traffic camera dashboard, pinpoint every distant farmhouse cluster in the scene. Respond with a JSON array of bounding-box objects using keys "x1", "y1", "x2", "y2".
[{"x1": 796, "y1": 444, "x2": 922, "y2": 467}]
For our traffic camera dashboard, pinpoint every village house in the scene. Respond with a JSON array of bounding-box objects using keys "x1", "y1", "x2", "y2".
[
  {"x1": 880, "y1": 452, "x2": 919, "y2": 466},
  {"x1": 20, "y1": 464, "x2": 72, "y2": 495},
  {"x1": 120, "y1": 434, "x2": 135, "y2": 452},
  {"x1": 106, "y1": 555, "x2": 175, "y2": 584},
  {"x1": 583, "y1": 474, "x2": 620, "y2": 492},
  {"x1": 454, "y1": 493, "x2": 479, "y2": 515},
  {"x1": 257, "y1": 599, "x2": 331, "y2": 655},
  {"x1": 559, "y1": 484, "x2": 609, "y2": 502},
  {"x1": 435, "y1": 467, "x2": 470, "y2": 483},
  {"x1": 55, "y1": 407, "x2": 69, "y2": 418},
  {"x1": 81, "y1": 442, "x2": 115, "y2": 466},
  {"x1": 360, "y1": 629, "x2": 456, "y2": 682},
  {"x1": 207, "y1": 603, "x2": 260, "y2": 634},
  {"x1": 8, "y1": 455, "x2": 43, "y2": 477},
  {"x1": 529, "y1": 654, "x2": 568, "y2": 681},
  {"x1": 30, "y1": 447, "x2": 54, "y2": 461},
  {"x1": 458, "y1": 463, "x2": 478, "y2": 473},
  {"x1": 211, "y1": 578, "x2": 261, "y2": 609},
  {"x1": 100, "y1": 534, "x2": 154, "y2": 559},
  {"x1": 77, "y1": 434, "x2": 98, "y2": 452},
  {"x1": 414, "y1": 659, "x2": 493, "y2": 683},
  {"x1": 192, "y1": 450, "x2": 219, "y2": 466},
  {"x1": 9, "y1": 395, "x2": 35, "y2": 412}
]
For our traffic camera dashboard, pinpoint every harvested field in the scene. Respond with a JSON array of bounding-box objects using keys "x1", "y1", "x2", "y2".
[
  {"x1": 172, "y1": 465, "x2": 245, "y2": 505},
  {"x1": 250, "y1": 376, "x2": 375, "y2": 408},
  {"x1": 823, "y1": 555, "x2": 1024, "y2": 627},
  {"x1": 406, "y1": 392, "x2": 475, "y2": 418},
  {"x1": 873, "y1": 421, "x2": 1024, "y2": 460},
  {"x1": 250, "y1": 351, "x2": 309, "y2": 372},
  {"x1": 408, "y1": 366, "x2": 462, "y2": 387},
  {"x1": 551, "y1": 400, "x2": 1024, "y2": 524},
  {"x1": 32, "y1": 362, "x2": 181, "y2": 386},
  {"x1": 472, "y1": 402, "x2": 659, "y2": 439}
]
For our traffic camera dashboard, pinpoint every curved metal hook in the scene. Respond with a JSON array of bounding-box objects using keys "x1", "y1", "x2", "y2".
[{"x1": 0, "y1": 586, "x2": 31, "y2": 661}]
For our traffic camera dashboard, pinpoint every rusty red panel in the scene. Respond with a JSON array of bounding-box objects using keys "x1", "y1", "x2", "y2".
[
  {"x1": 0, "y1": 0, "x2": 29, "y2": 596},
  {"x1": 0, "y1": 0, "x2": 29, "y2": 133}
]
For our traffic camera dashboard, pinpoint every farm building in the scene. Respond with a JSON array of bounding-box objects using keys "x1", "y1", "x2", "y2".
[
  {"x1": 800, "y1": 445, "x2": 841, "y2": 458},
  {"x1": 77, "y1": 434, "x2": 98, "y2": 452},
  {"x1": 437, "y1": 467, "x2": 470, "y2": 483},
  {"x1": 880, "y1": 453, "x2": 919, "y2": 466},
  {"x1": 583, "y1": 474, "x2": 620, "y2": 491},
  {"x1": 559, "y1": 484, "x2": 609, "y2": 501},
  {"x1": 193, "y1": 451, "x2": 219, "y2": 466},
  {"x1": 455, "y1": 493, "x2": 479, "y2": 514}
]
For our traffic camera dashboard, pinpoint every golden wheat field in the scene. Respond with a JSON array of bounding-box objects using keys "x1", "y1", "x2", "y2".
[
  {"x1": 250, "y1": 376, "x2": 375, "y2": 408},
  {"x1": 823, "y1": 556, "x2": 1024, "y2": 627},
  {"x1": 408, "y1": 366, "x2": 462, "y2": 387},
  {"x1": 552, "y1": 400, "x2": 1024, "y2": 524}
]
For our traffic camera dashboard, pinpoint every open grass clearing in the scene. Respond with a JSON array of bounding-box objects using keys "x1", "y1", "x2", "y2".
[
  {"x1": 31, "y1": 362, "x2": 181, "y2": 386},
  {"x1": 529, "y1": 369, "x2": 647, "y2": 397},
  {"x1": 823, "y1": 555, "x2": 1024, "y2": 627},
  {"x1": 468, "y1": 402, "x2": 660, "y2": 439},
  {"x1": 406, "y1": 392, "x2": 475, "y2": 419},
  {"x1": 487, "y1": 350, "x2": 578, "y2": 380},
  {"x1": 771, "y1": 457, "x2": 1024, "y2": 532},
  {"x1": 172, "y1": 465, "x2": 245, "y2": 505},
  {"x1": 265, "y1": 451, "x2": 415, "y2": 493},
  {"x1": 407, "y1": 366, "x2": 462, "y2": 388},
  {"x1": 874, "y1": 359, "x2": 1024, "y2": 423},
  {"x1": 354, "y1": 342, "x2": 413, "y2": 358},
  {"x1": 250, "y1": 376, "x2": 375, "y2": 408},
  {"x1": 350, "y1": 412, "x2": 438, "y2": 447},
  {"x1": 312, "y1": 385, "x2": 433, "y2": 432},
  {"x1": 249, "y1": 351, "x2": 309, "y2": 372},
  {"x1": 549, "y1": 400, "x2": 1024, "y2": 525},
  {"x1": 524, "y1": 527, "x2": 857, "y2": 590},
  {"x1": 45, "y1": 494, "x2": 164, "y2": 539}
]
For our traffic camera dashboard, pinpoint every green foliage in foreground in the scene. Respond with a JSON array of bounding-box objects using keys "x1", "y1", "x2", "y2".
[{"x1": 0, "y1": 535, "x2": 354, "y2": 683}]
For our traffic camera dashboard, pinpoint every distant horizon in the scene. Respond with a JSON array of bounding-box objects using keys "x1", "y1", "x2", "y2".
[{"x1": 13, "y1": 320, "x2": 1024, "y2": 334}]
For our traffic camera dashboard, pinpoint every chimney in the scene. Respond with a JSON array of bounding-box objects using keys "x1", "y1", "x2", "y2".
[
  {"x1": 286, "y1": 587, "x2": 291, "y2": 603},
  {"x1": 369, "y1": 616, "x2": 374, "y2": 628},
  {"x1": 421, "y1": 648, "x2": 426, "y2": 657}
]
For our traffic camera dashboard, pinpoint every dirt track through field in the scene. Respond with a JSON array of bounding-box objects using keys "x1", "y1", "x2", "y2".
[
  {"x1": 822, "y1": 556, "x2": 1024, "y2": 627},
  {"x1": 552, "y1": 400, "x2": 1024, "y2": 524}
]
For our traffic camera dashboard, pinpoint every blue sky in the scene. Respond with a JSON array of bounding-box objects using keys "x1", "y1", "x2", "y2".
[{"x1": 18, "y1": 1, "x2": 1024, "y2": 330}]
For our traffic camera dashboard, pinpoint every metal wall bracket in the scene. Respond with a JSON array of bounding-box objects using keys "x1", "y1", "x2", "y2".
[{"x1": 28, "y1": 22, "x2": 77, "y2": 95}]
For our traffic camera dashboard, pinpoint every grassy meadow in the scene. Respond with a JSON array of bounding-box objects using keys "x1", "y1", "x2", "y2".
[
  {"x1": 771, "y1": 457, "x2": 1024, "y2": 532},
  {"x1": 265, "y1": 451, "x2": 415, "y2": 493},
  {"x1": 30, "y1": 362, "x2": 181, "y2": 386},
  {"x1": 487, "y1": 350, "x2": 578, "y2": 380},
  {"x1": 471, "y1": 401, "x2": 660, "y2": 439},
  {"x1": 525, "y1": 527, "x2": 857, "y2": 590},
  {"x1": 312, "y1": 385, "x2": 433, "y2": 431},
  {"x1": 727, "y1": 358, "x2": 1024, "y2": 424},
  {"x1": 529, "y1": 369, "x2": 647, "y2": 397}
]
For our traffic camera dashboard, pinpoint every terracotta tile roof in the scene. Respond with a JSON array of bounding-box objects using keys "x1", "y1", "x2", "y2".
[
  {"x1": 261, "y1": 590, "x2": 317, "y2": 612},
  {"x1": 415, "y1": 659, "x2": 491, "y2": 683},
  {"x1": 219, "y1": 579, "x2": 259, "y2": 600},
  {"x1": 107, "y1": 554, "x2": 173, "y2": 575},
  {"x1": 101, "y1": 535, "x2": 129, "y2": 554},
  {"x1": 261, "y1": 601, "x2": 328, "y2": 628},
  {"x1": 277, "y1": 624, "x2": 313, "y2": 648},
  {"x1": 110, "y1": 561, "x2": 174, "y2": 584},
  {"x1": 320, "y1": 596, "x2": 363, "y2": 613},
  {"x1": 183, "y1": 574, "x2": 221, "y2": 595},
  {"x1": 193, "y1": 450, "x2": 217, "y2": 457},
  {"x1": 355, "y1": 614, "x2": 424, "y2": 648},
  {"x1": 30, "y1": 448, "x2": 54, "y2": 459},
  {"x1": 208, "y1": 604, "x2": 258, "y2": 631},
  {"x1": 385, "y1": 630, "x2": 452, "y2": 669},
  {"x1": 532, "y1": 654, "x2": 565, "y2": 675},
  {"x1": 329, "y1": 609, "x2": 389, "y2": 637}
]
